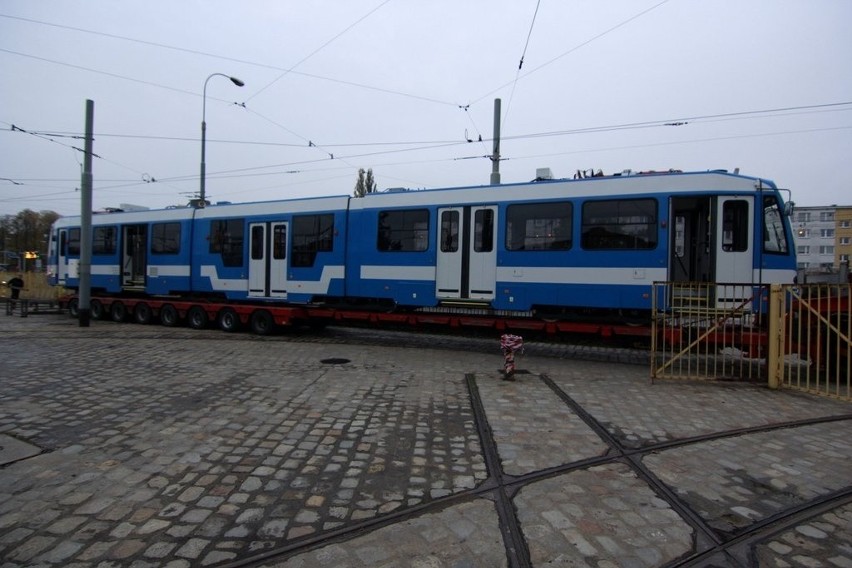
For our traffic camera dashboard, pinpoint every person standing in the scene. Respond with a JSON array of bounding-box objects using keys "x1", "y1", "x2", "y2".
[{"x1": 7, "y1": 273, "x2": 24, "y2": 309}]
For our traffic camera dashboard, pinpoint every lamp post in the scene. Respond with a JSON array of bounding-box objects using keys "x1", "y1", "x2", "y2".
[{"x1": 200, "y1": 73, "x2": 244, "y2": 207}]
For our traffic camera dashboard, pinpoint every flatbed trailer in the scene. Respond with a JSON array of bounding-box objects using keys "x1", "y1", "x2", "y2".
[{"x1": 60, "y1": 295, "x2": 653, "y2": 339}]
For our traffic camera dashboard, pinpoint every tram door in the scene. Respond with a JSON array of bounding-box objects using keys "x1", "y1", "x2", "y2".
[
  {"x1": 670, "y1": 196, "x2": 753, "y2": 306},
  {"x1": 56, "y1": 229, "x2": 70, "y2": 285},
  {"x1": 436, "y1": 205, "x2": 497, "y2": 302},
  {"x1": 670, "y1": 197, "x2": 712, "y2": 284},
  {"x1": 248, "y1": 221, "x2": 289, "y2": 298},
  {"x1": 713, "y1": 197, "x2": 753, "y2": 305},
  {"x1": 122, "y1": 224, "x2": 147, "y2": 288}
]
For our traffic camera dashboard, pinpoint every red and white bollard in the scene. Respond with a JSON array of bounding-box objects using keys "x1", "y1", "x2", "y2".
[{"x1": 500, "y1": 334, "x2": 524, "y2": 381}]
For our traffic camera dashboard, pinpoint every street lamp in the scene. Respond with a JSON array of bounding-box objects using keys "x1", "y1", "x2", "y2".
[{"x1": 200, "y1": 73, "x2": 244, "y2": 207}]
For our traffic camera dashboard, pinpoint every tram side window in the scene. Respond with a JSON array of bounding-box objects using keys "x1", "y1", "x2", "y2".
[
  {"x1": 474, "y1": 209, "x2": 494, "y2": 252},
  {"x1": 92, "y1": 226, "x2": 117, "y2": 255},
  {"x1": 209, "y1": 219, "x2": 245, "y2": 267},
  {"x1": 151, "y1": 223, "x2": 181, "y2": 255},
  {"x1": 273, "y1": 225, "x2": 287, "y2": 260},
  {"x1": 250, "y1": 225, "x2": 264, "y2": 260},
  {"x1": 377, "y1": 209, "x2": 429, "y2": 252},
  {"x1": 722, "y1": 201, "x2": 749, "y2": 252},
  {"x1": 68, "y1": 228, "x2": 81, "y2": 255},
  {"x1": 292, "y1": 214, "x2": 334, "y2": 267},
  {"x1": 763, "y1": 196, "x2": 789, "y2": 254},
  {"x1": 440, "y1": 211, "x2": 459, "y2": 253},
  {"x1": 505, "y1": 202, "x2": 572, "y2": 251},
  {"x1": 581, "y1": 199, "x2": 657, "y2": 250}
]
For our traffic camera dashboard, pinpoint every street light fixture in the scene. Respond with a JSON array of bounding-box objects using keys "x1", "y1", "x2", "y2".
[{"x1": 200, "y1": 73, "x2": 244, "y2": 207}]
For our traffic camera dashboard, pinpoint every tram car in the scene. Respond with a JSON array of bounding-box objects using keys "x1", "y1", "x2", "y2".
[{"x1": 47, "y1": 169, "x2": 797, "y2": 320}]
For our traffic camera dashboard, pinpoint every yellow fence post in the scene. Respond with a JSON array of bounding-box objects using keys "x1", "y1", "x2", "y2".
[{"x1": 767, "y1": 284, "x2": 784, "y2": 390}]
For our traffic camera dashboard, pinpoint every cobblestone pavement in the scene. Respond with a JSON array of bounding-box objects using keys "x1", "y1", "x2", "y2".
[{"x1": 0, "y1": 313, "x2": 850, "y2": 567}]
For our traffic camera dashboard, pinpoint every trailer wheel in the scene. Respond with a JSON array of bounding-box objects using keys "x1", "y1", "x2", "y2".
[
  {"x1": 159, "y1": 304, "x2": 179, "y2": 327},
  {"x1": 90, "y1": 299, "x2": 106, "y2": 320},
  {"x1": 111, "y1": 301, "x2": 127, "y2": 322},
  {"x1": 218, "y1": 308, "x2": 241, "y2": 333},
  {"x1": 134, "y1": 303, "x2": 152, "y2": 325},
  {"x1": 187, "y1": 306, "x2": 209, "y2": 330},
  {"x1": 250, "y1": 310, "x2": 274, "y2": 335},
  {"x1": 67, "y1": 297, "x2": 79, "y2": 319}
]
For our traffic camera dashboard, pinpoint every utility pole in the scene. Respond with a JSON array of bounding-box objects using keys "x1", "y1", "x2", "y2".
[
  {"x1": 79, "y1": 99, "x2": 94, "y2": 327},
  {"x1": 490, "y1": 98, "x2": 501, "y2": 185}
]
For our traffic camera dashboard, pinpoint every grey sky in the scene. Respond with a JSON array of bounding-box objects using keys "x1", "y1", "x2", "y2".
[{"x1": 1, "y1": 0, "x2": 850, "y2": 217}]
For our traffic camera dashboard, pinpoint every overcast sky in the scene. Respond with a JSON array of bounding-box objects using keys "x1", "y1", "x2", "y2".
[{"x1": 1, "y1": 0, "x2": 850, "y2": 217}]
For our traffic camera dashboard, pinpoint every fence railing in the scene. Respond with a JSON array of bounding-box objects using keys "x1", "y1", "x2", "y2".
[
  {"x1": 651, "y1": 281, "x2": 850, "y2": 401},
  {"x1": 771, "y1": 283, "x2": 850, "y2": 399}
]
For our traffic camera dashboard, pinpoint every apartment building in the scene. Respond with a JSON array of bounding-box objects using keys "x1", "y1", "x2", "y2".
[{"x1": 792, "y1": 204, "x2": 852, "y2": 281}]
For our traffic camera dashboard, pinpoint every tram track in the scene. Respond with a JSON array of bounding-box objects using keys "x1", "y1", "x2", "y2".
[
  {"x1": 227, "y1": 369, "x2": 851, "y2": 567},
  {"x1": 4, "y1": 315, "x2": 848, "y2": 566}
]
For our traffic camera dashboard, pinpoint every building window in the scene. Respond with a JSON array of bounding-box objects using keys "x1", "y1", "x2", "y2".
[
  {"x1": 840, "y1": 237, "x2": 850, "y2": 245},
  {"x1": 797, "y1": 245, "x2": 810, "y2": 255},
  {"x1": 377, "y1": 209, "x2": 429, "y2": 252},
  {"x1": 840, "y1": 220, "x2": 850, "y2": 228},
  {"x1": 581, "y1": 198, "x2": 657, "y2": 250},
  {"x1": 840, "y1": 254, "x2": 849, "y2": 263},
  {"x1": 292, "y1": 214, "x2": 334, "y2": 267},
  {"x1": 506, "y1": 201, "x2": 572, "y2": 251},
  {"x1": 819, "y1": 246, "x2": 834, "y2": 255},
  {"x1": 797, "y1": 212, "x2": 811, "y2": 222},
  {"x1": 209, "y1": 219, "x2": 245, "y2": 267},
  {"x1": 820, "y1": 229, "x2": 835, "y2": 238},
  {"x1": 93, "y1": 226, "x2": 117, "y2": 255},
  {"x1": 152, "y1": 223, "x2": 181, "y2": 255},
  {"x1": 820, "y1": 211, "x2": 835, "y2": 222}
]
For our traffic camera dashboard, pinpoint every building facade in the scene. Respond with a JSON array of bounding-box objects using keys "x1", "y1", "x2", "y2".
[{"x1": 792, "y1": 204, "x2": 851, "y2": 282}]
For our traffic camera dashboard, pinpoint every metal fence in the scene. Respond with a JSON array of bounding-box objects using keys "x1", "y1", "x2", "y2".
[
  {"x1": 651, "y1": 281, "x2": 851, "y2": 401},
  {"x1": 771, "y1": 283, "x2": 850, "y2": 400}
]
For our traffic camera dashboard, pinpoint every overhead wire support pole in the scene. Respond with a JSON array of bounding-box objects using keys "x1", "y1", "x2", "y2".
[
  {"x1": 490, "y1": 98, "x2": 502, "y2": 185},
  {"x1": 78, "y1": 99, "x2": 94, "y2": 327}
]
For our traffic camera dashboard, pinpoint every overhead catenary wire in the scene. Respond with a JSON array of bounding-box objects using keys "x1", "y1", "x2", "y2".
[
  {"x1": 7, "y1": 100, "x2": 849, "y2": 153},
  {"x1": 243, "y1": 0, "x2": 393, "y2": 104},
  {"x1": 502, "y1": 0, "x2": 542, "y2": 131},
  {"x1": 470, "y1": 0, "x2": 672, "y2": 106},
  {"x1": 0, "y1": 45, "x2": 458, "y2": 110},
  {"x1": 4, "y1": 95, "x2": 851, "y2": 210}
]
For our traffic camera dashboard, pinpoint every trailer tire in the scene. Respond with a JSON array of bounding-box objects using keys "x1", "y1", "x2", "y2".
[
  {"x1": 111, "y1": 301, "x2": 127, "y2": 322},
  {"x1": 159, "y1": 304, "x2": 179, "y2": 327},
  {"x1": 218, "y1": 308, "x2": 241, "y2": 333},
  {"x1": 90, "y1": 299, "x2": 106, "y2": 320},
  {"x1": 250, "y1": 310, "x2": 274, "y2": 335},
  {"x1": 187, "y1": 306, "x2": 209, "y2": 330},
  {"x1": 67, "y1": 297, "x2": 79, "y2": 319},
  {"x1": 134, "y1": 303, "x2": 152, "y2": 325}
]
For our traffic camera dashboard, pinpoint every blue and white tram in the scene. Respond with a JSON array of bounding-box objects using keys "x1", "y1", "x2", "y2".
[
  {"x1": 47, "y1": 169, "x2": 797, "y2": 319},
  {"x1": 343, "y1": 170, "x2": 795, "y2": 316},
  {"x1": 48, "y1": 196, "x2": 350, "y2": 303}
]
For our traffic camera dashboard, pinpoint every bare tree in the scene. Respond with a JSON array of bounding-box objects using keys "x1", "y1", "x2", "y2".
[{"x1": 0, "y1": 209, "x2": 60, "y2": 268}]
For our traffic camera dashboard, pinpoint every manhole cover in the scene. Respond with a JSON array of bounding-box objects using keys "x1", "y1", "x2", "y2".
[
  {"x1": 320, "y1": 358, "x2": 351, "y2": 365},
  {"x1": 0, "y1": 434, "x2": 42, "y2": 465}
]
